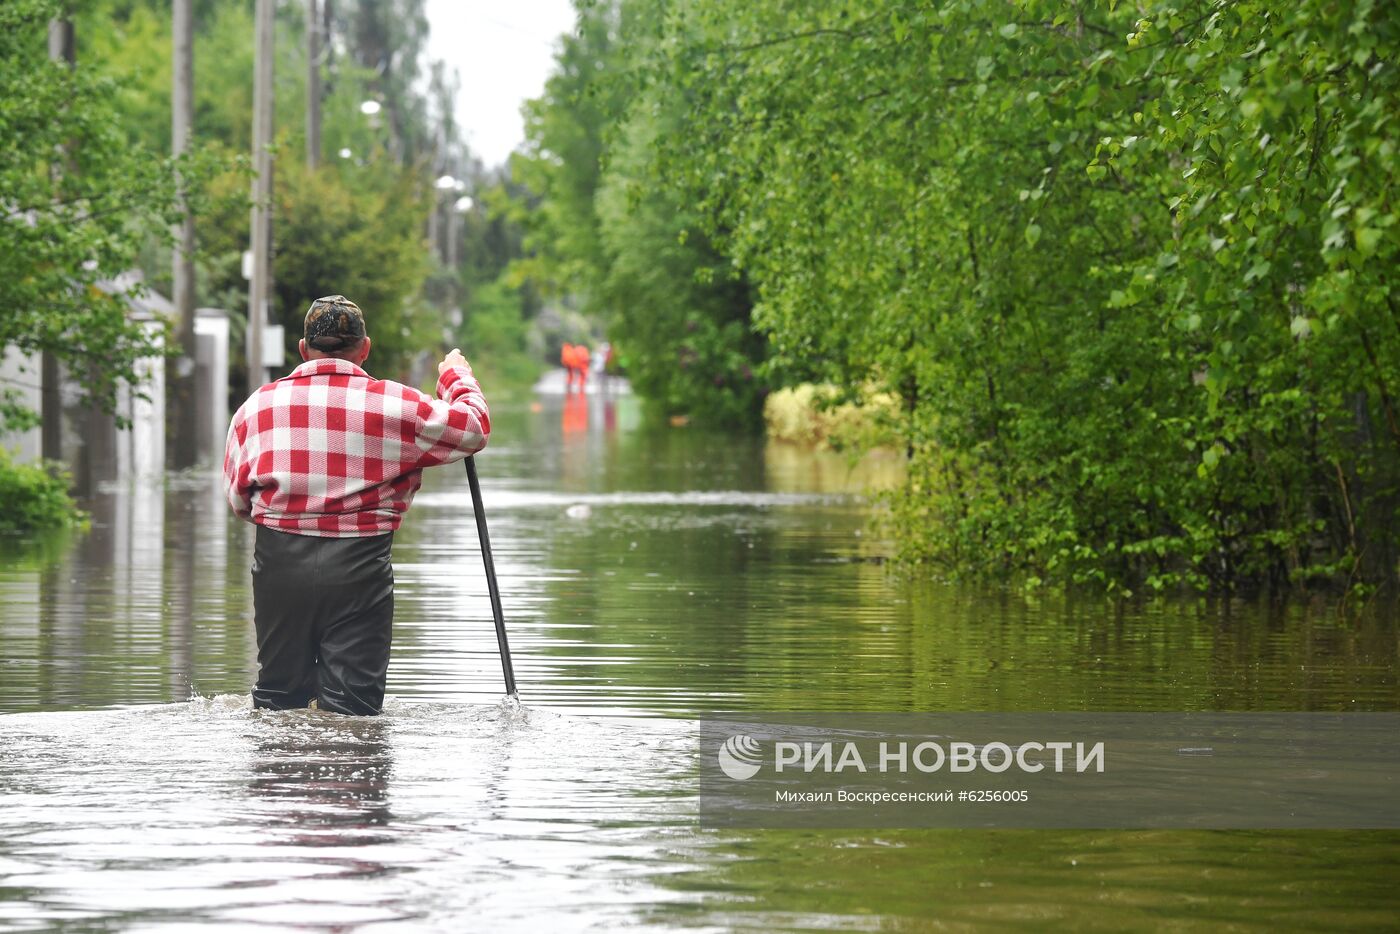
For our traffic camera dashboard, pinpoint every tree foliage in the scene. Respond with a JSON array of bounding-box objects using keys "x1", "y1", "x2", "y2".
[
  {"x1": 77, "y1": 0, "x2": 542, "y2": 392},
  {"x1": 2, "y1": 0, "x2": 542, "y2": 488},
  {"x1": 0, "y1": 0, "x2": 190, "y2": 434},
  {"x1": 532, "y1": 0, "x2": 1400, "y2": 592},
  {"x1": 513, "y1": 0, "x2": 767, "y2": 426},
  {"x1": 198, "y1": 157, "x2": 435, "y2": 382}
]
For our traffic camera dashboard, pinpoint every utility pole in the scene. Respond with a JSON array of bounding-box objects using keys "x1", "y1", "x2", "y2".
[
  {"x1": 45, "y1": 17, "x2": 74, "y2": 92},
  {"x1": 447, "y1": 191, "x2": 470, "y2": 274},
  {"x1": 305, "y1": 0, "x2": 321, "y2": 169},
  {"x1": 170, "y1": 0, "x2": 198, "y2": 467},
  {"x1": 42, "y1": 15, "x2": 74, "y2": 463},
  {"x1": 427, "y1": 191, "x2": 440, "y2": 262},
  {"x1": 246, "y1": 0, "x2": 274, "y2": 396},
  {"x1": 427, "y1": 128, "x2": 444, "y2": 263}
]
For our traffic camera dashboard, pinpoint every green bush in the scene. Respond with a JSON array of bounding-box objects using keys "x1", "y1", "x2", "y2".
[
  {"x1": 765, "y1": 384, "x2": 901, "y2": 451},
  {"x1": 0, "y1": 451, "x2": 83, "y2": 535}
]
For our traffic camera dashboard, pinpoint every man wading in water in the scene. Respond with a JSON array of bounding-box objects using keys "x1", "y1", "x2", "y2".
[{"x1": 224, "y1": 295, "x2": 490, "y2": 715}]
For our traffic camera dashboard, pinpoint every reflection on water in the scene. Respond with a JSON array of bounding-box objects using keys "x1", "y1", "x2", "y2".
[
  {"x1": 248, "y1": 715, "x2": 395, "y2": 836},
  {"x1": 1, "y1": 395, "x2": 1399, "y2": 929},
  {"x1": 0, "y1": 698, "x2": 696, "y2": 930},
  {"x1": 1, "y1": 471, "x2": 246, "y2": 712}
]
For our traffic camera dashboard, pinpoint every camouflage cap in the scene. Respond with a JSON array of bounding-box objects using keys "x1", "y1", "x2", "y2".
[{"x1": 303, "y1": 295, "x2": 366, "y2": 352}]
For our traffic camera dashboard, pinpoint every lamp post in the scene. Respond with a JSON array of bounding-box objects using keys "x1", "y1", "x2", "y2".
[
  {"x1": 431, "y1": 174, "x2": 459, "y2": 266},
  {"x1": 447, "y1": 191, "x2": 472, "y2": 270}
]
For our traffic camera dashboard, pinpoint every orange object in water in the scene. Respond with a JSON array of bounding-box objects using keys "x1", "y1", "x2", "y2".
[
  {"x1": 561, "y1": 343, "x2": 579, "y2": 390},
  {"x1": 562, "y1": 390, "x2": 588, "y2": 433}
]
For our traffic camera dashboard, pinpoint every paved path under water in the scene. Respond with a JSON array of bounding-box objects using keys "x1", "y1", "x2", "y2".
[
  {"x1": 0, "y1": 395, "x2": 1398, "y2": 930},
  {"x1": 531, "y1": 366, "x2": 631, "y2": 397}
]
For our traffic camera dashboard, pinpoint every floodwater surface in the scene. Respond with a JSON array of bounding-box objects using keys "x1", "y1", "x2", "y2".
[{"x1": 1, "y1": 392, "x2": 1398, "y2": 931}]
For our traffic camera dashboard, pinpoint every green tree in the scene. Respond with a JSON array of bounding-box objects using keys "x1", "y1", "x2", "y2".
[
  {"x1": 595, "y1": 102, "x2": 766, "y2": 424},
  {"x1": 199, "y1": 156, "x2": 435, "y2": 384},
  {"x1": 571, "y1": 0, "x2": 1400, "y2": 592},
  {"x1": 333, "y1": 0, "x2": 434, "y2": 165},
  {"x1": 513, "y1": 0, "x2": 766, "y2": 424},
  {"x1": 0, "y1": 0, "x2": 186, "y2": 434},
  {"x1": 77, "y1": 0, "x2": 536, "y2": 393}
]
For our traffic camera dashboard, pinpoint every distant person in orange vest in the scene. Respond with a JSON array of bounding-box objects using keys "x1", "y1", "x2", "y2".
[
  {"x1": 574, "y1": 344, "x2": 590, "y2": 391},
  {"x1": 561, "y1": 342, "x2": 577, "y2": 392}
]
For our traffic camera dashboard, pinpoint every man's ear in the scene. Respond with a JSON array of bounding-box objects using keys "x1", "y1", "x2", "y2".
[
  {"x1": 356, "y1": 336, "x2": 372, "y2": 364},
  {"x1": 298, "y1": 338, "x2": 309, "y2": 361}
]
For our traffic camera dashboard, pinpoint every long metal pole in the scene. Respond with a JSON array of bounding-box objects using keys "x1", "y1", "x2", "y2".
[{"x1": 465, "y1": 456, "x2": 518, "y2": 697}]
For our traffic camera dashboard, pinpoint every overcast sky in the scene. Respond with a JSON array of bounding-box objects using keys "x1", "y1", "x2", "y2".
[{"x1": 423, "y1": 0, "x2": 578, "y2": 168}]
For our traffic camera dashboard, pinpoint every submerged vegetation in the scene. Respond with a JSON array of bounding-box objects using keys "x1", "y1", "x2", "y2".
[
  {"x1": 764, "y1": 385, "x2": 901, "y2": 453},
  {"x1": 0, "y1": 452, "x2": 83, "y2": 536}
]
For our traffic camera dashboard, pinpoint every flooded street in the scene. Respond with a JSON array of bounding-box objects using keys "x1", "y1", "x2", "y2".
[{"x1": 2, "y1": 395, "x2": 1399, "y2": 931}]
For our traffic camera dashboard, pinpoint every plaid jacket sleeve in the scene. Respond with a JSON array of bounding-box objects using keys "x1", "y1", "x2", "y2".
[
  {"x1": 411, "y1": 364, "x2": 491, "y2": 468},
  {"x1": 224, "y1": 410, "x2": 254, "y2": 522}
]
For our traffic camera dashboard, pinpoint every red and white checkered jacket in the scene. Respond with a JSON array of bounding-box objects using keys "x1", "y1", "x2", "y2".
[{"x1": 224, "y1": 357, "x2": 489, "y2": 537}]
